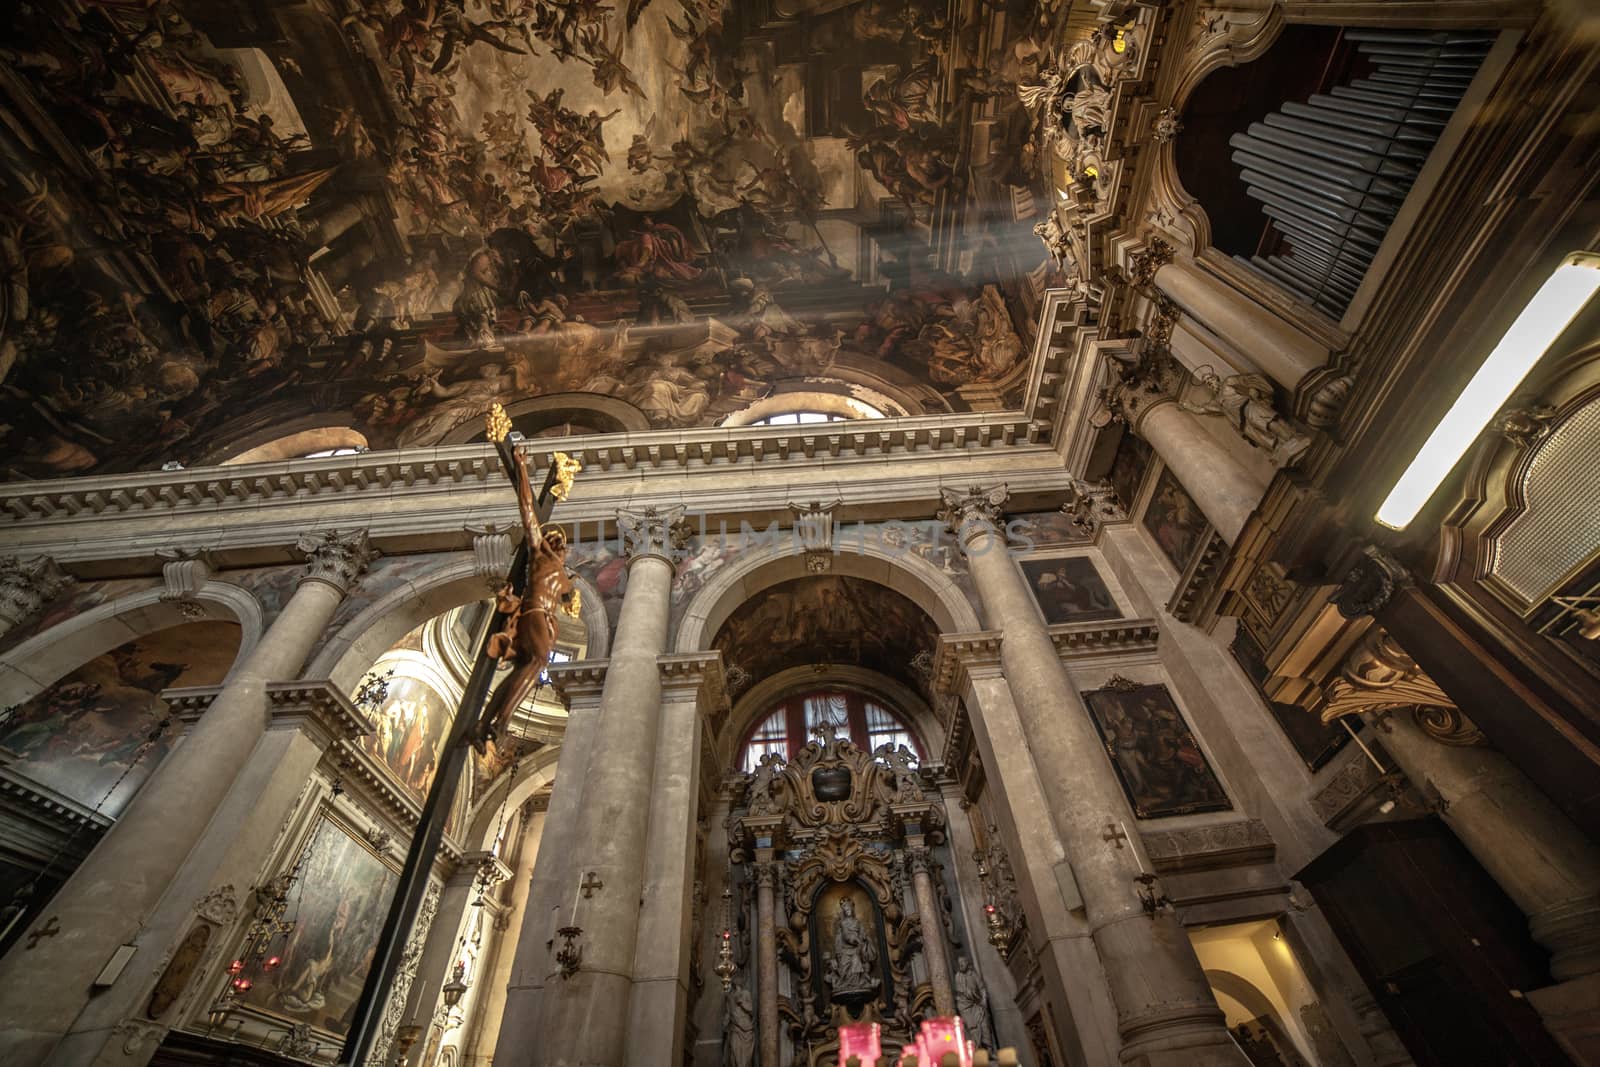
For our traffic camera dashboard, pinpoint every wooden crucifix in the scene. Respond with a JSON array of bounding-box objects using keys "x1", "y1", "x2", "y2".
[{"x1": 341, "y1": 405, "x2": 580, "y2": 1066}]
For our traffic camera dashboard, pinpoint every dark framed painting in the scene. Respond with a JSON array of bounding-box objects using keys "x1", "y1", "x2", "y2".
[
  {"x1": 1081, "y1": 681, "x2": 1232, "y2": 818},
  {"x1": 240, "y1": 816, "x2": 399, "y2": 1035},
  {"x1": 1141, "y1": 466, "x2": 1208, "y2": 573},
  {"x1": 1019, "y1": 556, "x2": 1122, "y2": 624},
  {"x1": 1231, "y1": 627, "x2": 1352, "y2": 771},
  {"x1": 1108, "y1": 429, "x2": 1154, "y2": 516}
]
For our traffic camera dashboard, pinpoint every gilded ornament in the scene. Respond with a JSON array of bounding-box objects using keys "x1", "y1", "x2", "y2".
[{"x1": 484, "y1": 403, "x2": 513, "y2": 443}]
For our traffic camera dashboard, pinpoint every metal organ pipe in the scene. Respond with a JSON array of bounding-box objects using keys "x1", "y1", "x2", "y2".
[{"x1": 1226, "y1": 31, "x2": 1494, "y2": 318}]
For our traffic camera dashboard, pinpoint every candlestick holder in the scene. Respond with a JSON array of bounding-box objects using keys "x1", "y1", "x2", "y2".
[
  {"x1": 555, "y1": 925, "x2": 583, "y2": 978},
  {"x1": 1134, "y1": 873, "x2": 1172, "y2": 917}
]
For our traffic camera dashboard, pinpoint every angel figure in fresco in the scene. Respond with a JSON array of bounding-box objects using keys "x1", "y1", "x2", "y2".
[
  {"x1": 477, "y1": 444, "x2": 580, "y2": 750},
  {"x1": 575, "y1": 24, "x2": 645, "y2": 99},
  {"x1": 396, "y1": 361, "x2": 535, "y2": 447}
]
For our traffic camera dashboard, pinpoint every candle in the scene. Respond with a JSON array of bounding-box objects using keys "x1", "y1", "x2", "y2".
[
  {"x1": 1120, "y1": 821, "x2": 1146, "y2": 875},
  {"x1": 569, "y1": 872, "x2": 581, "y2": 926},
  {"x1": 839, "y1": 1021, "x2": 881, "y2": 1066}
]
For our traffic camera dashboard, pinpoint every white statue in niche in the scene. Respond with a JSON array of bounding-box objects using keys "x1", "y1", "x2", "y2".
[
  {"x1": 955, "y1": 955, "x2": 996, "y2": 1050},
  {"x1": 723, "y1": 983, "x2": 755, "y2": 1067},
  {"x1": 823, "y1": 897, "x2": 880, "y2": 998}
]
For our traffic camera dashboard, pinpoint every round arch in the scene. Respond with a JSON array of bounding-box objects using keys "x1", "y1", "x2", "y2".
[
  {"x1": 468, "y1": 742, "x2": 561, "y2": 850},
  {"x1": 439, "y1": 392, "x2": 651, "y2": 445},
  {"x1": 303, "y1": 555, "x2": 610, "y2": 693},
  {"x1": 0, "y1": 582, "x2": 264, "y2": 707},
  {"x1": 673, "y1": 538, "x2": 982, "y2": 659}
]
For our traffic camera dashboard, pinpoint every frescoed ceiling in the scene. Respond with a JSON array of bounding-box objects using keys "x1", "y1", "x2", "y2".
[{"x1": 0, "y1": 0, "x2": 1127, "y2": 479}]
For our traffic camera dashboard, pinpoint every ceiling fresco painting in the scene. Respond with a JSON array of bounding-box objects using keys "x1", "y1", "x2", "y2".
[{"x1": 0, "y1": 0, "x2": 1119, "y2": 480}]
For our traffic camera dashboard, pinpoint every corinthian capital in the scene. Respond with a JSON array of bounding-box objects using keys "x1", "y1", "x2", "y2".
[
  {"x1": 295, "y1": 529, "x2": 378, "y2": 594},
  {"x1": 0, "y1": 555, "x2": 72, "y2": 633},
  {"x1": 617, "y1": 505, "x2": 691, "y2": 562},
  {"x1": 938, "y1": 485, "x2": 1010, "y2": 539}
]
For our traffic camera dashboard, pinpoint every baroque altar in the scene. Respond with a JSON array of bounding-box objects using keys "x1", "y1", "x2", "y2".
[{"x1": 728, "y1": 724, "x2": 974, "y2": 1065}]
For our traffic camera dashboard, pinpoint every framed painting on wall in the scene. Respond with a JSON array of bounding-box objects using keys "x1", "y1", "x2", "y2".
[
  {"x1": 1019, "y1": 556, "x2": 1122, "y2": 624},
  {"x1": 239, "y1": 815, "x2": 399, "y2": 1036},
  {"x1": 1140, "y1": 466, "x2": 1208, "y2": 573},
  {"x1": 1081, "y1": 680, "x2": 1232, "y2": 818}
]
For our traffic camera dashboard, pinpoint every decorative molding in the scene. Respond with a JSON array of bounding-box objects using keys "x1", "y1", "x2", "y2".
[
  {"x1": 1150, "y1": 106, "x2": 1182, "y2": 146},
  {"x1": 1318, "y1": 629, "x2": 1454, "y2": 724},
  {"x1": 788, "y1": 500, "x2": 840, "y2": 573},
  {"x1": 367, "y1": 881, "x2": 440, "y2": 1067},
  {"x1": 295, "y1": 529, "x2": 378, "y2": 594},
  {"x1": 930, "y1": 632, "x2": 1005, "y2": 700},
  {"x1": 467, "y1": 525, "x2": 513, "y2": 589},
  {"x1": 1331, "y1": 545, "x2": 1411, "y2": 620},
  {"x1": 546, "y1": 660, "x2": 609, "y2": 708},
  {"x1": 1167, "y1": 529, "x2": 1228, "y2": 625},
  {"x1": 194, "y1": 885, "x2": 240, "y2": 926},
  {"x1": 1046, "y1": 619, "x2": 1160, "y2": 659},
  {"x1": 156, "y1": 547, "x2": 213, "y2": 618},
  {"x1": 1411, "y1": 705, "x2": 1486, "y2": 747},
  {"x1": 1061, "y1": 479, "x2": 1125, "y2": 536},
  {"x1": 0, "y1": 554, "x2": 71, "y2": 632},
  {"x1": 1139, "y1": 818, "x2": 1275, "y2": 874}
]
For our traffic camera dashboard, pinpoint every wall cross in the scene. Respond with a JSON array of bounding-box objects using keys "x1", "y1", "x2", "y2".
[
  {"x1": 579, "y1": 871, "x2": 604, "y2": 899},
  {"x1": 26, "y1": 915, "x2": 60, "y2": 950},
  {"x1": 1101, "y1": 824, "x2": 1129, "y2": 850}
]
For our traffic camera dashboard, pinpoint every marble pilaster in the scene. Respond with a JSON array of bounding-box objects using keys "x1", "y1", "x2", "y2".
[
  {"x1": 938, "y1": 488, "x2": 1243, "y2": 1067},
  {"x1": 626, "y1": 653, "x2": 725, "y2": 1067},
  {"x1": 495, "y1": 664, "x2": 604, "y2": 1057},
  {"x1": 402, "y1": 852, "x2": 511, "y2": 1066},
  {"x1": 0, "y1": 531, "x2": 374, "y2": 1067},
  {"x1": 906, "y1": 844, "x2": 955, "y2": 1016},
  {"x1": 753, "y1": 858, "x2": 781, "y2": 1067}
]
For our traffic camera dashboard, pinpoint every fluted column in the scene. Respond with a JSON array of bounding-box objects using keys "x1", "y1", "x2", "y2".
[
  {"x1": 907, "y1": 845, "x2": 955, "y2": 1016},
  {"x1": 0, "y1": 530, "x2": 374, "y2": 1066},
  {"x1": 1116, "y1": 381, "x2": 1266, "y2": 543},
  {"x1": 939, "y1": 487, "x2": 1242, "y2": 1067},
  {"x1": 534, "y1": 507, "x2": 685, "y2": 1066},
  {"x1": 753, "y1": 858, "x2": 781, "y2": 1067},
  {"x1": 1154, "y1": 255, "x2": 1325, "y2": 391},
  {"x1": 494, "y1": 666, "x2": 604, "y2": 1058},
  {"x1": 0, "y1": 554, "x2": 71, "y2": 639}
]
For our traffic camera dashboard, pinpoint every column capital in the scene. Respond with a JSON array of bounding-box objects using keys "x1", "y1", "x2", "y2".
[
  {"x1": 616, "y1": 505, "x2": 691, "y2": 565},
  {"x1": 1063, "y1": 478, "x2": 1126, "y2": 535},
  {"x1": 294, "y1": 529, "x2": 378, "y2": 594},
  {"x1": 752, "y1": 860, "x2": 780, "y2": 890},
  {"x1": 657, "y1": 651, "x2": 729, "y2": 714},
  {"x1": 937, "y1": 485, "x2": 1010, "y2": 542},
  {"x1": 1319, "y1": 627, "x2": 1462, "y2": 733},
  {"x1": 547, "y1": 660, "x2": 609, "y2": 710},
  {"x1": 1107, "y1": 351, "x2": 1183, "y2": 431},
  {"x1": 1128, "y1": 235, "x2": 1177, "y2": 290},
  {"x1": 0, "y1": 554, "x2": 72, "y2": 632}
]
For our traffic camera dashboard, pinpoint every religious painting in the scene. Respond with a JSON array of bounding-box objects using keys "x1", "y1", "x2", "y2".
[
  {"x1": 0, "y1": 577, "x2": 159, "y2": 657},
  {"x1": 240, "y1": 817, "x2": 398, "y2": 1035},
  {"x1": 1019, "y1": 556, "x2": 1122, "y2": 624},
  {"x1": 712, "y1": 576, "x2": 939, "y2": 698},
  {"x1": 1081, "y1": 681, "x2": 1232, "y2": 818},
  {"x1": 0, "y1": 0, "x2": 1126, "y2": 477},
  {"x1": 1142, "y1": 467, "x2": 1209, "y2": 573},
  {"x1": 0, "y1": 623, "x2": 240, "y2": 816},
  {"x1": 1108, "y1": 430, "x2": 1155, "y2": 516},
  {"x1": 360, "y1": 673, "x2": 453, "y2": 798},
  {"x1": 1009, "y1": 509, "x2": 1090, "y2": 548},
  {"x1": 811, "y1": 881, "x2": 889, "y2": 1010},
  {"x1": 1231, "y1": 627, "x2": 1351, "y2": 772}
]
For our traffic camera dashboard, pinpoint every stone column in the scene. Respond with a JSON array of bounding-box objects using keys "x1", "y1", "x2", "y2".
[
  {"x1": 467, "y1": 803, "x2": 544, "y2": 1067},
  {"x1": 534, "y1": 507, "x2": 685, "y2": 1066},
  {"x1": 0, "y1": 530, "x2": 373, "y2": 1066},
  {"x1": 753, "y1": 858, "x2": 782, "y2": 1067},
  {"x1": 1372, "y1": 708, "x2": 1600, "y2": 982},
  {"x1": 401, "y1": 852, "x2": 510, "y2": 1066},
  {"x1": 0, "y1": 554, "x2": 71, "y2": 639},
  {"x1": 495, "y1": 665, "x2": 604, "y2": 1057},
  {"x1": 627, "y1": 654, "x2": 723, "y2": 1067},
  {"x1": 1116, "y1": 382, "x2": 1267, "y2": 543},
  {"x1": 1153, "y1": 255, "x2": 1325, "y2": 391},
  {"x1": 906, "y1": 844, "x2": 956, "y2": 1016},
  {"x1": 938, "y1": 487, "x2": 1243, "y2": 1067}
]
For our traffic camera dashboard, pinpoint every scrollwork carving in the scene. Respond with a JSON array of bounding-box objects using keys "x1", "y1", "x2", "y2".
[
  {"x1": 1411, "y1": 705, "x2": 1485, "y2": 747},
  {"x1": 194, "y1": 885, "x2": 239, "y2": 925}
]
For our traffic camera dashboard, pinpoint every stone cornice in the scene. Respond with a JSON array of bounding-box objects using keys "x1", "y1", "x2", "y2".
[
  {"x1": 161, "y1": 681, "x2": 370, "y2": 749},
  {"x1": 0, "y1": 413, "x2": 1048, "y2": 528},
  {"x1": 1046, "y1": 619, "x2": 1160, "y2": 658},
  {"x1": 930, "y1": 631, "x2": 1005, "y2": 700},
  {"x1": 546, "y1": 661, "x2": 608, "y2": 708},
  {"x1": 1139, "y1": 818, "x2": 1276, "y2": 874},
  {"x1": 657, "y1": 651, "x2": 728, "y2": 710}
]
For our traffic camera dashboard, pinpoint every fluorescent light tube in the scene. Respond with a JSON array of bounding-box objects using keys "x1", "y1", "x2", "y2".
[{"x1": 1376, "y1": 253, "x2": 1600, "y2": 530}]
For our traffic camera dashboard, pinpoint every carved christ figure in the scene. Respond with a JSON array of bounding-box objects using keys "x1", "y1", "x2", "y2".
[{"x1": 478, "y1": 446, "x2": 578, "y2": 748}]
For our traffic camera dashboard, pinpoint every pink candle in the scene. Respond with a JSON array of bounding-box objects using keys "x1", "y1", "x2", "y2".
[
  {"x1": 913, "y1": 1017, "x2": 971, "y2": 1067},
  {"x1": 839, "y1": 1021, "x2": 882, "y2": 1066}
]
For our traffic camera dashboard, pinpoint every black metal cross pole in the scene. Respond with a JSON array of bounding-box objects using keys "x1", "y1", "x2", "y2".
[{"x1": 341, "y1": 436, "x2": 561, "y2": 1066}]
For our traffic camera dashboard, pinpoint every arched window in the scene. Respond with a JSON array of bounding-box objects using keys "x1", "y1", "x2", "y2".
[
  {"x1": 738, "y1": 689, "x2": 920, "y2": 772},
  {"x1": 751, "y1": 411, "x2": 856, "y2": 426}
]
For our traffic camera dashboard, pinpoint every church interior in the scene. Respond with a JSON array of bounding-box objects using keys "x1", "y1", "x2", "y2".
[{"x1": 0, "y1": 1, "x2": 1597, "y2": 1065}]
